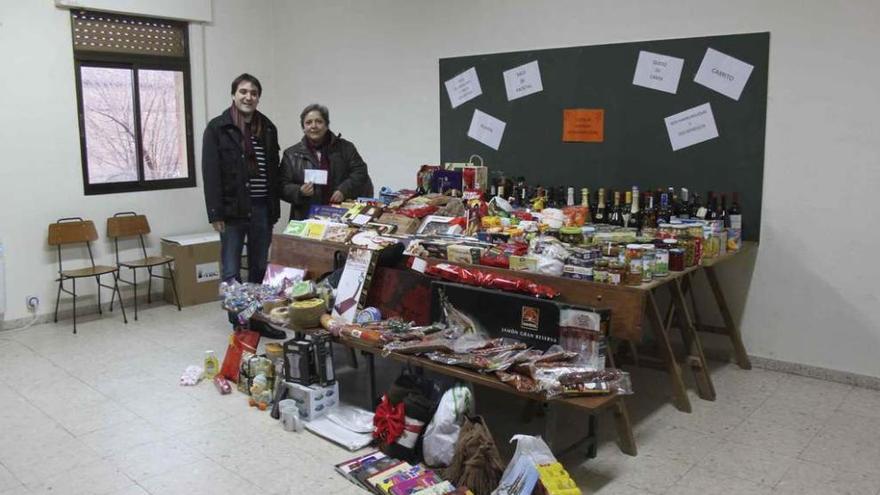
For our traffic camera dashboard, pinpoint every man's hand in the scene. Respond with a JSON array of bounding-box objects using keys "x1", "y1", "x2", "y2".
[
  {"x1": 330, "y1": 190, "x2": 344, "y2": 203},
  {"x1": 212, "y1": 221, "x2": 225, "y2": 233},
  {"x1": 300, "y1": 182, "x2": 314, "y2": 196}
]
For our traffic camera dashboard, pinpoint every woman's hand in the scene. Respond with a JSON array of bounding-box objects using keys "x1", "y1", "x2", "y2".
[
  {"x1": 300, "y1": 182, "x2": 314, "y2": 196},
  {"x1": 330, "y1": 190, "x2": 344, "y2": 203}
]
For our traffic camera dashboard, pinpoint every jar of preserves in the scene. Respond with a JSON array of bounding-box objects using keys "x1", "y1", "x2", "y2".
[
  {"x1": 593, "y1": 259, "x2": 609, "y2": 284},
  {"x1": 669, "y1": 248, "x2": 685, "y2": 271},
  {"x1": 654, "y1": 248, "x2": 669, "y2": 277},
  {"x1": 559, "y1": 227, "x2": 584, "y2": 246},
  {"x1": 608, "y1": 261, "x2": 624, "y2": 286},
  {"x1": 625, "y1": 243, "x2": 642, "y2": 262}
]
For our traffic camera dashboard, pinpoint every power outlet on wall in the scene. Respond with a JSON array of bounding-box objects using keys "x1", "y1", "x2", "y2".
[{"x1": 26, "y1": 296, "x2": 39, "y2": 311}]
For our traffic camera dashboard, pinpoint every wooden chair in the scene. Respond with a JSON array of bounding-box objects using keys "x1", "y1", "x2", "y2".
[
  {"x1": 48, "y1": 217, "x2": 128, "y2": 334},
  {"x1": 106, "y1": 212, "x2": 181, "y2": 320}
]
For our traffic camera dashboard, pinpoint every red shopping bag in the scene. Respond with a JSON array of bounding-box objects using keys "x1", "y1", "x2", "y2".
[{"x1": 220, "y1": 330, "x2": 261, "y2": 382}]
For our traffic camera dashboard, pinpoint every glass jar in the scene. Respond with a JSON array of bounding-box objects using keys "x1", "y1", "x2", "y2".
[
  {"x1": 559, "y1": 227, "x2": 584, "y2": 246},
  {"x1": 608, "y1": 261, "x2": 624, "y2": 286},
  {"x1": 654, "y1": 248, "x2": 669, "y2": 277},
  {"x1": 669, "y1": 248, "x2": 685, "y2": 271},
  {"x1": 625, "y1": 243, "x2": 643, "y2": 262},
  {"x1": 593, "y1": 259, "x2": 609, "y2": 284},
  {"x1": 640, "y1": 249, "x2": 654, "y2": 282}
]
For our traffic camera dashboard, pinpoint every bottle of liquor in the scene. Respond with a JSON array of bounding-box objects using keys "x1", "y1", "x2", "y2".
[
  {"x1": 627, "y1": 186, "x2": 641, "y2": 231},
  {"x1": 566, "y1": 187, "x2": 575, "y2": 207},
  {"x1": 728, "y1": 192, "x2": 742, "y2": 230},
  {"x1": 643, "y1": 192, "x2": 658, "y2": 229},
  {"x1": 678, "y1": 188, "x2": 691, "y2": 219},
  {"x1": 609, "y1": 191, "x2": 624, "y2": 226},
  {"x1": 705, "y1": 191, "x2": 718, "y2": 221},
  {"x1": 691, "y1": 193, "x2": 705, "y2": 219},
  {"x1": 658, "y1": 192, "x2": 672, "y2": 223},
  {"x1": 594, "y1": 188, "x2": 607, "y2": 224},
  {"x1": 580, "y1": 187, "x2": 592, "y2": 223},
  {"x1": 719, "y1": 193, "x2": 730, "y2": 228},
  {"x1": 622, "y1": 190, "x2": 633, "y2": 226}
]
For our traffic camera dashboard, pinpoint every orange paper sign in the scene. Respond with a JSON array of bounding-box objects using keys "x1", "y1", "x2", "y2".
[{"x1": 562, "y1": 109, "x2": 604, "y2": 142}]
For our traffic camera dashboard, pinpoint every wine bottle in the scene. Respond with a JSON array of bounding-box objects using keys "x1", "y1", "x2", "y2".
[
  {"x1": 622, "y1": 190, "x2": 633, "y2": 226},
  {"x1": 658, "y1": 192, "x2": 672, "y2": 223},
  {"x1": 720, "y1": 193, "x2": 730, "y2": 228},
  {"x1": 643, "y1": 192, "x2": 658, "y2": 229},
  {"x1": 705, "y1": 191, "x2": 718, "y2": 221},
  {"x1": 610, "y1": 191, "x2": 624, "y2": 226},
  {"x1": 627, "y1": 186, "x2": 641, "y2": 231},
  {"x1": 594, "y1": 188, "x2": 607, "y2": 224},
  {"x1": 679, "y1": 188, "x2": 691, "y2": 219},
  {"x1": 728, "y1": 192, "x2": 742, "y2": 230},
  {"x1": 566, "y1": 187, "x2": 575, "y2": 207}
]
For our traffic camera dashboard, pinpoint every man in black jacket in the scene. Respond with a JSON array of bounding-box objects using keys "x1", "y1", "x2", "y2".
[{"x1": 202, "y1": 73, "x2": 281, "y2": 288}]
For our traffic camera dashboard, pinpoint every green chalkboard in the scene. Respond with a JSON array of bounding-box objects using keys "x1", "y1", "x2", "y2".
[{"x1": 439, "y1": 32, "x2": 769, "y2": 240}]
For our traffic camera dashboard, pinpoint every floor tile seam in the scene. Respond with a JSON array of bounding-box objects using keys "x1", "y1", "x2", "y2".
[
  {"x1": 25, "y1": 457, "x2": 141, "y2": 495},
  {"x1": 112, "y1": 449, "x2": 205, "y2": 484},
  {"x1": 794, "y1": 448, "x2": 880, "y2": 479},
  {"x1": 721, "y1": 428, "x2": 820, "y2": 460},
  {"x1": 0, "y1": 459, "x2": 25, "y2": 493}
]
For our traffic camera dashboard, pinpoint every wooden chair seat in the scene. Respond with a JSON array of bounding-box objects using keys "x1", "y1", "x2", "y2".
[
  {"x1": 60, "y1": 265, "x2": 119, "y2": 278},
  {"x1": 119, "y1": 255, "x2": 174, "y2": 268}
]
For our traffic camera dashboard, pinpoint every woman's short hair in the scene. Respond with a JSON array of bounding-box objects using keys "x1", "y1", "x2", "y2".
[
  {"x1": 231, "y1": 73, "x2": 262, "y2": 96},
  {"x1": 300, "y1": 103, "x2": 330, "y2": 128}
]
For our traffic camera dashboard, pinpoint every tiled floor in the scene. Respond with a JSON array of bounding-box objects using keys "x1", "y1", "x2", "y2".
[{"x1": 1, "y1": 303, "x2": 879, "y2": 494}]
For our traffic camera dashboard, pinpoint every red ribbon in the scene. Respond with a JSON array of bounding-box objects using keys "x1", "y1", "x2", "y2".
[{"x1": 373, "y1": 395, "x2": 406, "y2": 444}]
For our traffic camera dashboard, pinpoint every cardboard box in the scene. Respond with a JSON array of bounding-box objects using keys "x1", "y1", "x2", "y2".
[
  {"x1": 377, "y1": 213, "x2": 421, "y2": 235},
  {"x1": 286, "y1": 381, "x2": 339, "y2": 421},
  {"x1": 431, "y1": 281, "x2": 610, "y2": 353},
  {"x1": 161, "y1": 232, "x2": 221, "y2": 307}
]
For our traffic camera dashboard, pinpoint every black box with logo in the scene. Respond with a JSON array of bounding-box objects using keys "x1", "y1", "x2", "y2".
[{"x1": 430, "y1": 281, "x2": 611, "y2": 363}]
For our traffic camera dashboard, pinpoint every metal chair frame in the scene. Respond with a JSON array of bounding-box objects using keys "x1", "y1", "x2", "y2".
[
  {"x1": 49, "y1": 217, "x2": 127, "y2": 334},
  {"x1": 107, "y1": 211, "x2": 181, "y2": 320}
]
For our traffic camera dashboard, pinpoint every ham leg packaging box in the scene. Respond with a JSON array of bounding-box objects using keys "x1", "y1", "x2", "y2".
[{"x1": 161, "y1": 232, "x2": 222, "y2": 307}]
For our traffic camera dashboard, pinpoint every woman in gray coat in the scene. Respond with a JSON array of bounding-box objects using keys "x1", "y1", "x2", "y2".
[{"x1": 280, "y1": 103, "x2": 373, "y2": 220}]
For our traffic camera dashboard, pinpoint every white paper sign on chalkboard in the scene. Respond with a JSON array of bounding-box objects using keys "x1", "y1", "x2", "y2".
[
  {"x1": 444, "y1": 67, "x2": 483, "y2": 109},
  {"x1": 694, "y1": 47, "x2": 754, "y2": 101},
  {"x1": 632, "y1": 50, "x2": 685, "y2": 94},
  {"x1": 467, "y1": 109, "x2": 506, "y2": 150},
  {"x1": 664, "y1": 103, "x2": 719, "y2": 151},
  {"x1": 503, "y1": 60, "x2": 543, "y2": 101}
]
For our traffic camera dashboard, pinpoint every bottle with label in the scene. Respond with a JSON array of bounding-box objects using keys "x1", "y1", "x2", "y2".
[
  {"x1": 622, "y1": 190, "x2": 633, "y2": 226},
  {"x1": 643, "y1": 192, "x2": 658, "y2": 230},
  {"x1": 728, "y1": 192, "x2": 743, "y2": 230},
  {"x1": 627, "y1": 186, "x2": 641, "y2": 232},
  {"x1": 609, "y1": 191, "x2": 624, "y2": 226},
  {"x1": 594, "y1": 188, "x2": 607, "y2": 224},
  {"x1": 719, "y1": 193, "x2": 730, "y2": 228},
  {"x1": 566, "y1": 187, "x2": 575, "y2": 207},
  {"x1": 204, "y1": 350, "x2": 220, "y2": 379},
  {"x1": 658, "y1": 193, "x2": 672, "y2": 224},
  {"x1": 580, "y1": 187, "x2": 592, "y2": 223}
]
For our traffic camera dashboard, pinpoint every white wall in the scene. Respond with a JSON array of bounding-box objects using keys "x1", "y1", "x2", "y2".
[
  {"x1": 2, "y1": 0, "x2": 878, "y2": 379},
  {"x1": 0, "y1": 0, "x2": 275, "y2": 322},
  {"x1": 269, "y1": 0, "x2": 880, "y2": 378}
]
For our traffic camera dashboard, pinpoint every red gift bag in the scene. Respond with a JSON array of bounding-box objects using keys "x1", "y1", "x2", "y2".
[{"x1": 220, "y1": 330, "x2": 261, "y2": 382}]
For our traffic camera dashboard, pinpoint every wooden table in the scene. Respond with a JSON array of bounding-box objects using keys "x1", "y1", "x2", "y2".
[
  {"x1": 270, "y1": 234, "x2": 755, "y2": 413},
  {"x1": 336, "y1": 336, "x2": 636, "y2": 457}
]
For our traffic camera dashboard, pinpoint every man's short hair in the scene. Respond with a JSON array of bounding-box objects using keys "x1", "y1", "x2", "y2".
[
  {"x1": 231, "y1": 73, "x2": 262, "y2": 96},
  {"x1": 300, "y1": 103, "x2": 330, "y2": 128}
]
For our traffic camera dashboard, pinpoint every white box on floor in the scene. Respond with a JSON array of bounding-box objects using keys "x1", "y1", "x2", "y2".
[{"x1": 285, "y1": 381, "x2": 339, "y2": 421}]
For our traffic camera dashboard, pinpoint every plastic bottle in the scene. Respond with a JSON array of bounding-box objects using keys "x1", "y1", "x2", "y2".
[{"x1": 204, "y1": 350, "x2": 220, "y2": 379}]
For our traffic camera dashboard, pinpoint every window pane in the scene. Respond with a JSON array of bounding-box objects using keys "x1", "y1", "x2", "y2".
[
  {"x1": 138, "y1": 69, "x2": 189, "y2": 180},
  {"x1": 80, "y1": 67, "x2": 138, "y2": 183}
]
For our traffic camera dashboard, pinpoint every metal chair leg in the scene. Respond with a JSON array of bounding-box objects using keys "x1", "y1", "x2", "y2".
[
  {"x1": 72, "y1": 277, "x2": 77, "y2": 335},
  {"x1": 147, "y1": 267, "x2": 153, "y2": 304},
  {"x1": 95, "y1": 276, "x2": 102, "y2": 314},
  {"x1": 132, "y1": 268, "x2": 138, "y2": 321},
  {"x1": 109, "y1": 271, "x2": 117, "y2": 311},
  {"x1": 54, "y1": 279, "x2": 62, "y2": 323},
  {"x1": 168, "y1": 263, "x2": 182, "y2": 311},
  {"x1": 113, "y1": 272, "x2": 128, "y2": 324}
]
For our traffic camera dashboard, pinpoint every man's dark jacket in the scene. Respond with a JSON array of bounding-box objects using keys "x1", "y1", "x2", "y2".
[{"x1": 202, "y1": 108, "x2": 281, "y2": 224}]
